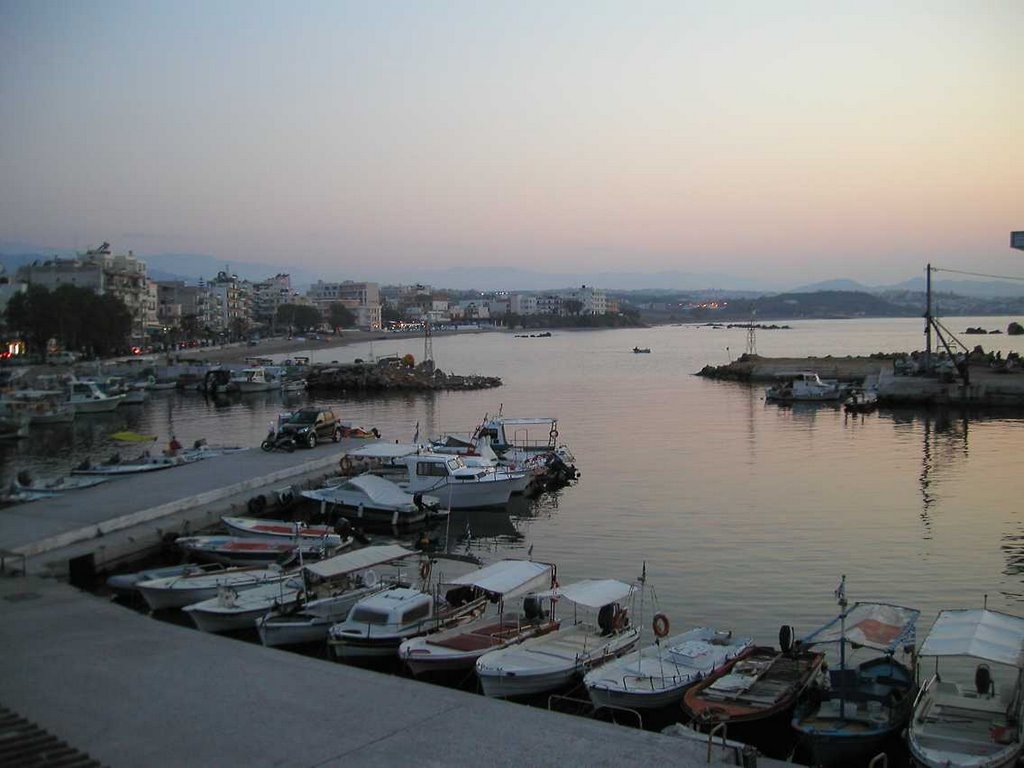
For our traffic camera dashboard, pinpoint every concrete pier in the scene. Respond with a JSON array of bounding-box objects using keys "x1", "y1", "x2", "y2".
[
  {"x1": 0, "y1": 442, "x2": 360, "y2": 577},
  {"x1": 0, "y1": 576, "x2": 781, "y2": 767}
]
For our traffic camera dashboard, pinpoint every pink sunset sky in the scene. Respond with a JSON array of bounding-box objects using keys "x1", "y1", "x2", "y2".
[{"x1": 1, "y1": 1, "x2": 1021, "y2": 285}]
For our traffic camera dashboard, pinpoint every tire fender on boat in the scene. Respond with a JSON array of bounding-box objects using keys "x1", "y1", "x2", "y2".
[
  {"x1": 652, "y1": 612, "x2": 670, "y2": 638},
  {"x1": 340, "y1": 456, "x2": 353, "y2": 473}
]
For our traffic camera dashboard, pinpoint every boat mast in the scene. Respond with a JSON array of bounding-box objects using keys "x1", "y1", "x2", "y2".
[
  {"x1": 924, "y1": 264, "x2": 932, "y2": 373},
  {"x1": 836, "y1": 574, "x2": 848, "y2": 714}
]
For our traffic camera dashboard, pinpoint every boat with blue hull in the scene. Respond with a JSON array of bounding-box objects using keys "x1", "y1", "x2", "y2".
[{"x1": 792, "y1": 578, "x2": 920, "y2": 767}]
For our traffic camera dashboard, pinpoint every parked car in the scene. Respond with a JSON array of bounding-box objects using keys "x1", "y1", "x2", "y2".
[{"x1": 278, "y1": 407, "x2": 341, "y2": 448}]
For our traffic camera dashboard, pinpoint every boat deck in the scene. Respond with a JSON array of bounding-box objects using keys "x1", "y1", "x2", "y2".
[{"x1": 913, "y1": 683, "x2": 1018, "y2": 758}]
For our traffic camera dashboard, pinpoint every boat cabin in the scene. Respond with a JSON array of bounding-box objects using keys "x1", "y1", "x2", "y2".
[{"x1": 474, "y1": 416, "x2": 559, "y2": 455}]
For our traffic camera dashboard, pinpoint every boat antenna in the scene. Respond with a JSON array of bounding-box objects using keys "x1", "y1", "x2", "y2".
[{"x1": 835, "y1": 574, "x2": 849, "y2": 715}]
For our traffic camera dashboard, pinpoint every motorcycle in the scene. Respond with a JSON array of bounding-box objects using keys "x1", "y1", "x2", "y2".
[{"x1": 260, "y1": 424, "x2": 296, "y2": 453}]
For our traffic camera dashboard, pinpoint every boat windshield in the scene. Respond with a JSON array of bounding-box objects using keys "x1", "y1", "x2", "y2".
[{"x1": 350, "y1": 606, "x2": 390, "y2": 625}]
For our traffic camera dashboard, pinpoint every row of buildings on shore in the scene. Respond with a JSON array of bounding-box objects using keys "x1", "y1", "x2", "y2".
[{"x1": 0, "y1": 243, "x2": 613, "y2": 344}]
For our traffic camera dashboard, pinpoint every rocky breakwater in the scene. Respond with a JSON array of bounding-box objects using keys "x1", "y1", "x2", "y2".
[
  {"x1": 697, "y1": 353, "x2": 893, "y2": 383},
  {"x1": 305, "y1": 360, "x2": 501, "y2": 393}
]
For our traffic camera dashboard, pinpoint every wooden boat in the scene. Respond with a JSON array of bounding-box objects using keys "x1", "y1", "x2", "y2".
[
  {"x1": 106, "y1": 563, "x2": 221, "y2": 599},
  {"x1": 220, "y1": 516, "x2": 340, "y2": 542},
  {"x1": 792, "y1": 587, "x2": 920, "y2": 767},
  {"x1": 908, "y1": 608, "x2": 1024, "y2": 768},
  {"x1": 475, "y1": 579, "x2": 640, "y2": 699},
  {"x1": 176, "y1": 534, "x2": 349, "y2": 566},
  {"x1": 257, "y1": 545, "x2": 416, "y2": 648},
  {"x1": 71, "y1": 452, "x2": 200, "y2": 476},
  {"x1": 398, "y1": 559, "x2": 557, "y2": 677},
  {"x1": 683, "y1": 636, "x2": 825, "y2": 758},
  {"x1": 844, "y1": 389, "x2": 879, "y2": 414},
  {"x1": 585, "y1": 624, "x2": 754, "y2": 712}
]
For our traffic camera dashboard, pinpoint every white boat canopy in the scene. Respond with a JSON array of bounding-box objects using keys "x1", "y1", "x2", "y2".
[
  {"x1": 802, "y1": 602, "x2": 920, "y2": 653},
  {"x1": 346, "y1": 474, "x2": 421, "y2": 506},
  {"x1": 449, "y1": 560, "x2": 553, "y2": 599},
  {"x1": 535, "y1": 579, "x2": 633, "y2": 609},
  {"x1": 303, "y1": 544, "x2": 414, "y2": 581},
  {"x1": 918, "y1": 609, "x2": 1024, "y2": 668}
]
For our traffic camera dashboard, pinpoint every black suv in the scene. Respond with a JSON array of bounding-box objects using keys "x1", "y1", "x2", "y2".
[{"x1": 279, "y1": 407, "x2": 341, "y2": 448}]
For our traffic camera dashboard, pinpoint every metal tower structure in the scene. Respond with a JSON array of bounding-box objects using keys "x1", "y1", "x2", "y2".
[
  {"x1": 422, "y1": 319, "x2": 435, "y2": 373},
  {"x1": 745, "y1": 311, "x2": 757, "y2": 357}
]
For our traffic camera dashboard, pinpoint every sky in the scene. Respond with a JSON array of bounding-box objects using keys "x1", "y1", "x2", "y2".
[{"x1": 1, "y1": 1, "x2": 1021, "y2": 287}]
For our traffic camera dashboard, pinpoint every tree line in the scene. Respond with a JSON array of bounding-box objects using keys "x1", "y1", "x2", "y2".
[{"x1": 5, "y1": 284, "x2": 133, "y2": 357}]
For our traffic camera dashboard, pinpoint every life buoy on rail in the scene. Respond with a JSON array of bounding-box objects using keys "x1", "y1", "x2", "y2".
[
  {"x1": 549, "y1": 428, "x2": 559, "y2": 439},
  {"x1": 419, "y1": 560, "x2": 431, "y2": 580},
  {"x1": 363, "y1": 569, "x2": 379, "y2": 588},
  {"x1": 652, "y1": 612, "x2": 670, "y2": 639},
  {"x1": 340, "y1": 456, "x2": 353, "y2": 473}
]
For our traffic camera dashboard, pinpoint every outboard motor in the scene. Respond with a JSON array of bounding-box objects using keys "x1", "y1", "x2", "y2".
[
  {"x1": 523, "y1": 595, "x2": 544, "y2": 621},
  {"x1": 598, "y1": 602, "x2": 619, "y2": 635},
  {"x1": 779, "y1": 624, "x2": 795, "y2": 655},
  {"x1": 976, "y1": 663, "x2": 993, "y2": 696}
]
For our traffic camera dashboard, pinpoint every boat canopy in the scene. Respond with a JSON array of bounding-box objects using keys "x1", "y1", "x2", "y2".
[
  {"x1": 802, "y1": 601, "x2": 920, "y2": 653},
  {"x1": 303, "y1": 544, "x2": 413, "y2": 581},
  {"x1": 346, "y1": 473, "x2": 422, "y2": 506},
  {"x1": 535, "y1": 578, "x2": 632, "y2": 609},
  {"x1": 918, "y1": 609, "x2": 1024, "y2": 667},
  {"x1": 485, "y1": 417, "x2": 556, "y2": 426},
  {"x1": 449, "y1": 560, "x2": 553, "y2": 599}
]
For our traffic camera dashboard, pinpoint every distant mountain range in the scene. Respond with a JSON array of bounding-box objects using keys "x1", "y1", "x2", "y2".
[{"x1": 2, "y1": 242, "x2": 1023, "y2": 297}]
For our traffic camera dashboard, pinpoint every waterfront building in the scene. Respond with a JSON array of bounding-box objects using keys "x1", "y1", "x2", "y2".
[
  {"x1": 307, "y1": 280, "x2": 382, "y2": 330},
  {"x1": 253, "y1": 273, "x2": 297, "y2": 328}
]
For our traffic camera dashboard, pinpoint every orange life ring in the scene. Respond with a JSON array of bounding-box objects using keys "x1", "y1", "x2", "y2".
[
  {"x1": 652, "y1": 612, "x2": 670, "y2": 638},
  {"x1": 419, "y1": 561, "x2": 431, "y2": 580}
]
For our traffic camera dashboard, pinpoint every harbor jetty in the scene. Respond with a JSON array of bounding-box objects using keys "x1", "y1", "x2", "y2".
[
  {"x1": 305, "y1": 360, "x2": 501, "y2": 393},
  {"x1": 699, "y1": 352, "x2": 1024, "y2": 407}
]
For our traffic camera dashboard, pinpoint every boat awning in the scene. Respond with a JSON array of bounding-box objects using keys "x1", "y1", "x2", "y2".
[
  {"x1": 919, "y1": 609, "x2": 1024, "y2": 667},
  {"x1": 303, "y1": 545, "x2": 414, "y2": 580},
  {"x1": 449, "y1": 560, "x2": 553, "y2": 599},
  {"x1": 487, "y1": 417, "x2": 555, "y2": 426},
  {"x1": 534, "y1": 579, "x2": 632, "y2": 608},
  {"x1": 802, "y1": 602, "x2": 920, "y2": 653},
  {"x1": 345, "y1": 443, "x2": 421, "y2": 459}
]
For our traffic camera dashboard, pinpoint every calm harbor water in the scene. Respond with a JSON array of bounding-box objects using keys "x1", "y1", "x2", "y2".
[{"x1": 3, "y1": 316, "x2": 1024, "y2": 649}]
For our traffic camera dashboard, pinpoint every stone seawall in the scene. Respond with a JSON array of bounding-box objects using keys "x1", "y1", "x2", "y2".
[{"x1": 305, "y1": 362, "x2": 501, "y2": 393}]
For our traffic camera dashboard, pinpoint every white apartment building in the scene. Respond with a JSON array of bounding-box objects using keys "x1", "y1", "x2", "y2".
[{"x1": 307, "y1": 280, "x2": 382, "y2": 330}]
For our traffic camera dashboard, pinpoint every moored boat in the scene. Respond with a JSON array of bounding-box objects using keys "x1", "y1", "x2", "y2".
[
  {"x1": 183, "y1": 574, "x2": 306, "y2": 633},
  {"x1": 136, "y1": 565, "x2": 290, "y2": 611},
  {"x1": 220, "y1": 516, "x2": 341, "y2": 542},
  {"x1": 765, "y1": 372, "x2": 844, "y2": 402},
  {"x1": 907, "y1": 607, "x2": 1024, "y2": 768},
  {"x1": 301, "y1": 473, "x2": 441, "y2": 526},
  {"x1": 175, "y1": 534, "x2": 349, "y2": 567},
  {"x1": 584, "y1": 623, "x2": 754, "y2": 712},
  {"x1": 475, "y1": 578, "x2": 640, "y2": 699},
  {"x1": 792, "y1": 582, "x2": 920, "y2": 768},
  {"x1": 398, "y1": 559, "x2": 558, "y2": 677}
]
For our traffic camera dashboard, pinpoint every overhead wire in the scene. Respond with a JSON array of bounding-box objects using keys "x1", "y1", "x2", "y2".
[{"x1": 931, "y1": 266, "x2": 1024, "y2": 282}]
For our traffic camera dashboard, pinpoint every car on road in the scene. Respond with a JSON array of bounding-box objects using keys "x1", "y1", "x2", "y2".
[{"x1": 278, "y1": 407, "x2": 341, "y2": 448}]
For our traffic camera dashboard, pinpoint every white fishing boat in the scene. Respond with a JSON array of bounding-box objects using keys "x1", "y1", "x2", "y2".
[
  {"x1": 584, "y1": 624, "x2": 754, "y2": 711},
  {"x1": 12, "y1": 473, "x2": 108, "y2": 493},
  {"x1": 398, "y1": 559, "x2": 557, "y2": 677},
  {"x1": 66, "y1": 379, "x2": 124, "y2": 413},
  {"x1": 257, "y1": 544, "x2": 416, "y2": 648},
  {"x1": 475, "y1": 579, "x2": 640, "y2": 699},
  {"x1": 232, "y1": 366, "x2": 281, "y2": 393},
  {"x1": 764, "y1": 371, "x2": 844, "y2": 402},
  {"x1": 301, "y1": 473, "x2": 441, "y2": 526},
  {"x1": 908, "y1": 607, "x2": 1024, "y2": 768},
  {"x1": 3, "y1": 389, "x2": 75, "y2": 424},
  {"x1": 220, "y1": 516, "x2": 341, "y2": 542},
  {"x1": 175, "y1": 534, "x2": 348, "y2": 566},
  {"x1": 183, "y1": 574, "x2": 306, "y2": 633},
  {"x1": 71, "y1": 452, "x2": 199, "y2": 475},
  {"x1": 327, "y1": 557, "x2": 492, "y2": 660},
  {"x1": 345, "y1": 443, "x2": 519, "y2": 509},
  {"x1": 107, "y1": 563, "x2": 221, "y2": 599},
  {"x1": 136, "y1": 565, "x2": 290, "y2": 611}
]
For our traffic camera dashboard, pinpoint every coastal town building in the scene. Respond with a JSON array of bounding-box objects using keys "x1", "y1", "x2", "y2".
[
  {"x1": 253, "y1": 273, "x2": 296, "y2": 327},
  {"x1": 307, "y1": 280, "x2": 382, "y2": 330},
  {"x1": 15, "y1": 243, "x2": 154, "y2": 341}
]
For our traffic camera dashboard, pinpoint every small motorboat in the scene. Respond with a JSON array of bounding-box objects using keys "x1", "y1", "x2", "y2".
[
  {"x1": 71, "y1": 452, "x2": 200, "y2": 476},
  {"x1": 106, "y1": 563, "x2": 221, "y2": 599},
  {"x1": 257, "y1": 545, "x2": 416, "y2": 648},
  {"x1": 136, "y1": 565, "x2": 291, "y2": 611},
  {"x1": 765, "y1": 372, "x2": 844, "y2": 402},
  {"x1": 183, "y1": 575, "x2": 307, "y2": 634},
  {"x1": 12, "y1": 471, "x2": 108, "y2": 494},
  {"x1": 584, "y1": 624, "x2": 754, "y2": 712},
  {"x1": 792, "y1": 584, "x2": 919, "y2": 768},
  {"x1": 475, "y1": 579, "x2": 640, "y2": 699},
  {"x1": 302, "y1": 472, "x2": 441, "y2": 526},
  {"x1": 221, "y1": 516, "x2": 341, "y2": 542},
  {"x1": 175, "y1": 534, "x2": 350, "y2": 567},
  {"x1": 633, "y1": 347, "x2": 651, "y2": 354},
  {"x1": 908, "y1": 607, "x2": 1024, "y2": 768},
  {"x1": 844, "y1": 389, "x2": 879, "y2": 414},
  {"x1": 398, "y1": 560, "x2": 558, "y2": 677}
]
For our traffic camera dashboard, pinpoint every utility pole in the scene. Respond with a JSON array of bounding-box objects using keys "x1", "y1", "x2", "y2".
[{"x1": 924, "y1": 263, "x2": 932, "y2": 373}]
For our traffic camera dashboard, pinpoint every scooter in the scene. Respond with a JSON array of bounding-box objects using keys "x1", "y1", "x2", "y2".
[{"x1": 260, "y1": 425, "x2": 296, "y2": 453}]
